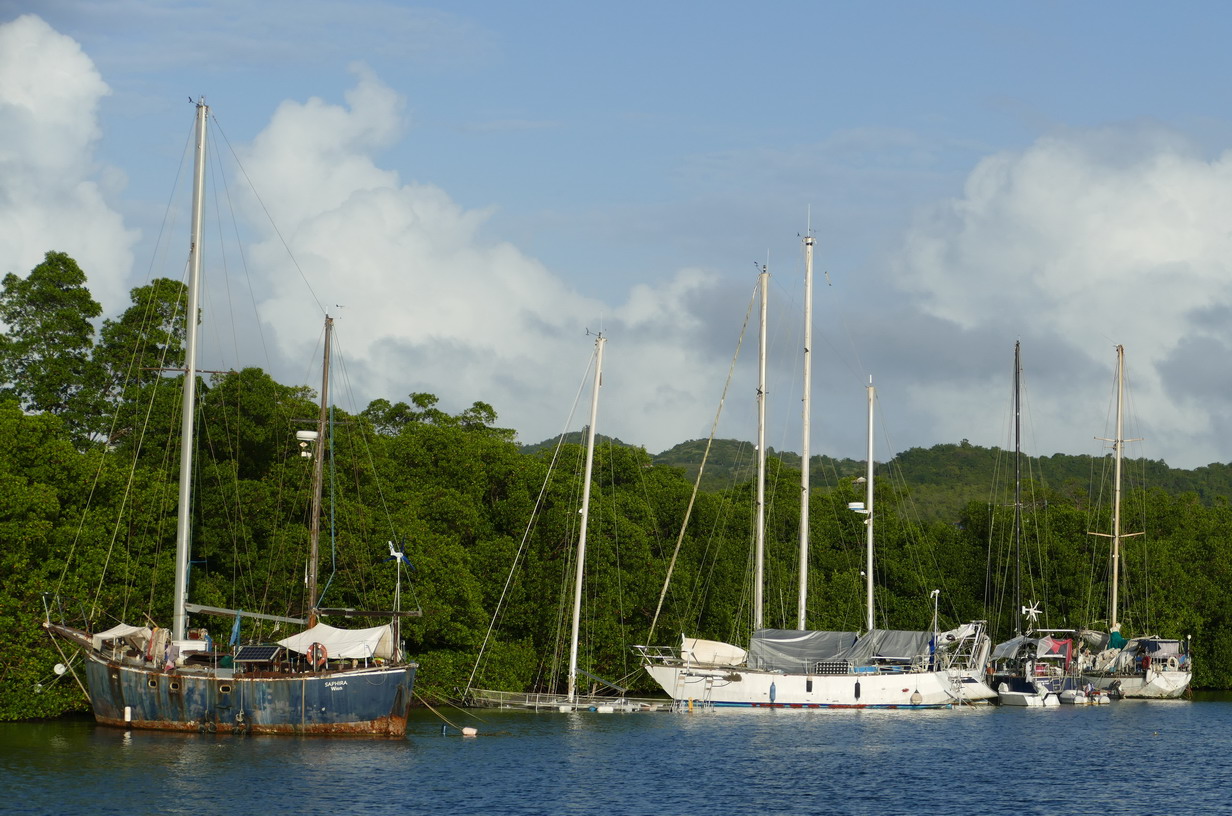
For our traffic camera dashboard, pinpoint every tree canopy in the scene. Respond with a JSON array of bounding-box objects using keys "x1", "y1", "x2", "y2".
[{"x1": 5, "y1": 251, "x2": 1232, "y2": 721}]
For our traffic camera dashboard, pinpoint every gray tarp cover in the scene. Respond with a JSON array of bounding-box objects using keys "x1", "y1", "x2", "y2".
[
  {"x1": 1126, "y1": 637, "x2": 1182, "y2": 657},
  {"x1": 748, "y1": 629, "x2": 858, "y2": 671},
  {"x1": 990, "y1": 634, "x2": 1034, "y2": 662},
  {"x1": 842, "y1": 629, "x2": 934, "y2": 663}
]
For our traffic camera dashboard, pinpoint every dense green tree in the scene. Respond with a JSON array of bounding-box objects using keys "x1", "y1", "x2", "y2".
[
  {"x1": 95, "y1": 278, "x2": 188, "y2": 393},
  {"x1": 0, "y1": 251, "x2": 104, "y2": 441}
]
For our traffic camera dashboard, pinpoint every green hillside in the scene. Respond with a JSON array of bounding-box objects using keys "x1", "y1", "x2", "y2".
[{"x1": 652, "y1": 438, "x2": 1232, "y2": 523}]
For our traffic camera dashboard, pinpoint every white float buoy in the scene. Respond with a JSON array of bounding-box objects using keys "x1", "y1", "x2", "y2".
[
  {"x1": 53, "y1": 663, "x2": 67, "y2": 676},
  {"x1": 461, "y1": 727, "x2": 478, "y2": 737}
]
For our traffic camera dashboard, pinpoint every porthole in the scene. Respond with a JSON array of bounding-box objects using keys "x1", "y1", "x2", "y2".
[
  {"x1": 219, "y1": 684, "x2": 232, "y2": 694},
  {"x1": 169, "y1": 681, "x2": 181, "y2": 692},
  {"x1": 147, "y1": 678, "x2": 158, "y2": 689}
]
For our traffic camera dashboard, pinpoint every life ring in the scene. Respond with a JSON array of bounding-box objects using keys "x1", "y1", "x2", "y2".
[
  {"x1": 307, "y1": 642, "x2": 328, "y2": 668},
  {"x1": 1166, "y1": 656, "x2": 1180, "y2": 672}
]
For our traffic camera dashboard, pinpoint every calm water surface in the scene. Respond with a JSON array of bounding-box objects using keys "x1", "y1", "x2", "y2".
[{"x1": 4, "y1": 695, "x2": 1230, "y2": 815}]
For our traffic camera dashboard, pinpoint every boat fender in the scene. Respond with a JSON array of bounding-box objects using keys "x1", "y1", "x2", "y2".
[
  {"x1": 307, "y1": 642, "x2": 328, "y2": 668},
  {"x1": 1167, "y1": 656, "x2": 1180, "y2": 672}
]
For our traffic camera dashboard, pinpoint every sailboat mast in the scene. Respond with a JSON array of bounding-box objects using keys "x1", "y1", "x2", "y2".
[
  {"x1": 172, "y1": 98, "x2": 208, "y2": 642},
  {"x1": 567, "y1": 333, "x2": 604, "y2": 701},
  {"x1": 865, "y1": 379, "x2": 875, "y2": 634},
  {"x1": 754, "y1": 267, "x2": 768, "y2": 632},
  {"x1": 797, "y1": 230, "x2": 814, "y2": 630},
  {"x1": 1013, "y1": 341, "x2": 1023, "y2": 634},
  {"x1": 1110, "y1": 344, "x2": 1124, "y2": 633},
  {"x1": 307, "y1": 316, "x2": 333, "y2": 620}
]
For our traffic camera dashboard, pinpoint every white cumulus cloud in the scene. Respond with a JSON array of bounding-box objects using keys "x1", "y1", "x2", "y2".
[
  {"x1": 891, "y1": 124, "x2": 1232, "y2": 467},
  {"x1": 224, "y1": 66, "x2": 736, "y2": 450},
  {"x1": 0, "y1": 14, "x2": 136, "y2": 312}
]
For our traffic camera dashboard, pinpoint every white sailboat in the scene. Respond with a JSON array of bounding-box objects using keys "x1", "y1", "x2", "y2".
[
  {"x1": 636, "y1": 237, "x2": 996, "y2": 709},
  {"x1": 42, "y1": 99, "x2": 418, "y2": 735},
  {"x1": 987, "y1": 343, "x2": 1095, "y2": 706},
  {"x1": 1079, "y1": 345, "x2": 1192, "y2": 699}
]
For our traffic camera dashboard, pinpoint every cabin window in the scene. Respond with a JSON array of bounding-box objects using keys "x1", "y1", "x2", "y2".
[{"x1": 806, "y1": 679, "x2": 813, "y2": 693}]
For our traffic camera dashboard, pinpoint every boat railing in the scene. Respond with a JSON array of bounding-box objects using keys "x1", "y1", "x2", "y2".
[
  {"x1": 468, "y1": 687, "x2": 667, "y2": 712},
  {"x1": 468, "y1": 689, "x2": 580, "y2": 709},
  {"x1": 632, "y1": 644, "x2": 680, "y2": 664}
]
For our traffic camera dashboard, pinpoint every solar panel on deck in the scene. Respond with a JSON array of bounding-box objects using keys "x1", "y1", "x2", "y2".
[{"x1": 234, "y1": 644, "x2": 281, "y2": 662}]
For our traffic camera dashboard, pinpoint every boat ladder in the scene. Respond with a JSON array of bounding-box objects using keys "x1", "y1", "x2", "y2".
[
  {"x1": 674, "y1": 676, "x2": 715, "y2": 712},
  {"x1": 947, "y1": 669, "x2": 970, "y2": 706}
]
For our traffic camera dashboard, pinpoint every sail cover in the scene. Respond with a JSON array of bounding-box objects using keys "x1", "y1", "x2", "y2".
[
  {"x1": 748, "y1": 629, "x2": 858, "y2": 671},
  {"x1": 278, "y1": 623, "x2": 394, "y2": 659}
]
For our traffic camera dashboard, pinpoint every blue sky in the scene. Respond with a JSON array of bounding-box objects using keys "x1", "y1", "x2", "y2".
[{"x1": 3, "y1": 1, "x2": 1232, "y2": 469}]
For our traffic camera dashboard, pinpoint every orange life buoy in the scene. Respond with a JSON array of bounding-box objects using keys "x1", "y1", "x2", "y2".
[{"x1": 307, "y1": 642, "x2": 328, "y2": 668}]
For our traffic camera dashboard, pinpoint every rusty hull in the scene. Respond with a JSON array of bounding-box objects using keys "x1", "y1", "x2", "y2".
[{"x1": 77, "y1": 646, "x2": 416, "y2": 737}]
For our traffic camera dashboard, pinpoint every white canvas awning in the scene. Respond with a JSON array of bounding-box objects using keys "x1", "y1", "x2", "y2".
[
  {"x1": 277, "y1": 622, "x2": 394, "y2": 660},
  {"x1": 92, "y1": 623, "x2": 152, "y2": 652}
]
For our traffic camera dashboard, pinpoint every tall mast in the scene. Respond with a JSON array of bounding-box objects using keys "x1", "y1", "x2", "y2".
[
  {"x1": 865, "y1": 379, "x2": 875, "y2": 634},
  {"x1": 172, "y1": 99, "x2": 208, "y2": 642},
  {"x1": 797, "y1": 228, "x2": 814, "y2": 630},
  {"x1": 307, "y1": 315, "x2": 333, "y2": 621},
  {"x1": 567, "y1": 333, "x2": 604, "y2": 701},
  {"x1": 1110, "y1": 344, "x2": 1125, "y2": 633},
  {"x1": 753, "y1": 266, "x2": 768, "y2": 632},
  {"x1": 1013, "y1": 341, "x2": 1023, "y2": 634},
  {"x1": 1089, "y1": 344, "x2": 1139, "y2": 634}
]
